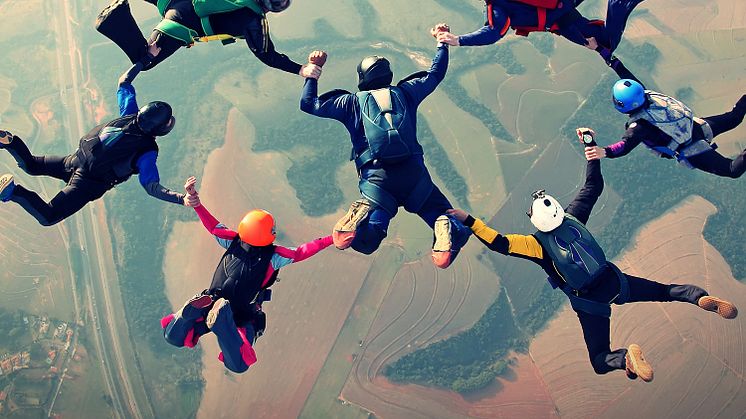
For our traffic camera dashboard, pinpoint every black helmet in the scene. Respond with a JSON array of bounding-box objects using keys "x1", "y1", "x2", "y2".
[
  {"x1": 260, "y1": 0, "x2": 291, "y2": 12},
  {"x1": 136, "y1": 101, "x2": 175, "y2": 136},
  {"x1": 357, "y1": 56, "x2": 393, "y2": 91}
]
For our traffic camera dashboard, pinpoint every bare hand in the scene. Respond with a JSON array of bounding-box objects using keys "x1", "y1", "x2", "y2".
[
  {"x1": 436, "y1": 32, "x2": 460, "y2": 46},
  {"x1": 446, "y1": 208, "x2": 468, "y2": 222},
  {"x1": 184, "y1": 176, "x2": 198, "y2": 195},
  {"x1": 184, "y1": 193, "x2": 201, "y2": 207},
  {"x1": 299, "y1": 63, "x2": 322, "y2": 79},
  {"x1": 584, "y1": 37, "x2": 598, "y2": 50},
  {"x1": 430, "y1": 23, "x2": 450, "y2": 38},
  {"x1": 584, "y1": 146, "x2": 606, "y2": 161},
  {"x1": 148, "y1": 42, "x2": 162, "y2": 57},
  {"x1": 308, "y1": 50, "x2": 327, "y2": 67}
]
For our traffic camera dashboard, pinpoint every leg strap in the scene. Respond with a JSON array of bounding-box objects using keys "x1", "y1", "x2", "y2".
[{"x1": 359, "y1": 178, "x2": 399, "y2": 217}]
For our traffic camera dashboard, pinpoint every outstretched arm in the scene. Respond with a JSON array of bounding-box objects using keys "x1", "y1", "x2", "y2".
[
  {"x1": 398, "y1": 43, "x2": 449, "y2": 106},
  {"x1": 117, "y1": 44, "x2": 160, "y2": 116},
  {"x1": 564, "y1": 160, "x2": 604, "y2": 224},
  {"x1": 441, "y1": 7, "x2": 510, "y2": 47},
  {"x1": 447, "y1": 210, "x2": 546, "y2": 264},
  {"x1": 136, "y1": 152, "x2": 186, "y2": 205},
  {"x1": 270, "y1": 236, "x2": 334, "y2": 270}
]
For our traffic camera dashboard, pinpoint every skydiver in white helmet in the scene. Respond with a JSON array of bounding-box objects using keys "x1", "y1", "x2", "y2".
[{"x1": 448, "y1": 130, "x2": 738, "y2": 382}]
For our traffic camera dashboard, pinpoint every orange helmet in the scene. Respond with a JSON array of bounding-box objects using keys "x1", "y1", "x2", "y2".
[{"x1": 237, "y1": 210, "x2": 276, "y2": 246}]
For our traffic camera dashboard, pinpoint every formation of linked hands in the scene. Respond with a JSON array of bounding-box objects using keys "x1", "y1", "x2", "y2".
[{"x1": 183, "y1": 176, "x2": 202, "y2": 208}]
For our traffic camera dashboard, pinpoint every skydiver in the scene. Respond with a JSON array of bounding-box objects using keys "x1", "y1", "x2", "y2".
[
  {"x1": 95, "y1": 0, "x2": 321, "y2": 79},
  {"x1": 298, "y1": 28, "x2": 472, "y2": 269},
  {"x1": 161, "y1": 177, "x2": 334, "y2": 374},
  {"x1": 432, "y1": 0, "x2": 645, "y2": 70},
  {"x1": 448, "y1": 131, "x2": 738, "y2": 382},
  {"x1": 0, "y1": 44, "x2": 191, "y2": 226},
  {"x1": 582, "y1": 64, "x2": 746, "y2": 178}
]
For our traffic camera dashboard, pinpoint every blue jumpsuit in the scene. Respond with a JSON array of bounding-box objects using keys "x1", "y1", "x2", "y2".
[{"x1": 300, "y1": 45, "x2": 472, "y2": 257}]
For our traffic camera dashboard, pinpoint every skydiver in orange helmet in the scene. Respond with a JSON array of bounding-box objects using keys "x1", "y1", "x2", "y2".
[{"x1": 161, "y1": 176, "x2": 333, "y2": 373}]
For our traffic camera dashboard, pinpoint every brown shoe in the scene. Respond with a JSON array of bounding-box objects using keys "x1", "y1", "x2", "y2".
[
  {"x1": 625, "y1": 344, "x2": 653, "y2": 382},
  {"x1": 698, "y1": 296, "x2": 738, "y2": 319},
  {"x1": 333, "y1": 199, "x2": 371, "y2": 250}
]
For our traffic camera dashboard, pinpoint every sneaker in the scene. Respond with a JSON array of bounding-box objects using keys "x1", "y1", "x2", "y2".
[
  {"x1": 698, "y1": 296, "x2": 738, "y2": 319},
  {"x1": 174, "y1": 291, "x2": 213, "y2": 320},
  {"x1": 206, "y1": 298, "x2": 230, "y2": 330},
  {"x1": 431, "y1": 215, "x2": 453, "y2": 269},
  {"x1": 0, "y1": 174, "x2": 15, "y2": 202},
  {"x1": 625, "y1": 344, "x2": 653, "y2": 382},
  {"x1": 0, "y1": 131, "x2": 13, "y2": 147},
  {"x1": 333, "y1": 199, "x2": 371, "y2": 250}
]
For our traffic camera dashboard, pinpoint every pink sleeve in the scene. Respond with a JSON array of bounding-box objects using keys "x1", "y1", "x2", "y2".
[
  {"x1": 274, "y1": 236, "x2": 333, "y2": 264},
  {"x1": 194, "y1": 204, "x2": 238, "y2": 240}
]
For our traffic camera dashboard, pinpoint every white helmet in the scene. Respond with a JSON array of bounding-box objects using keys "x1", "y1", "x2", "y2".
[
  {"x1": 527, "y1": 190, "x2": 565, "y2": 232},
  {"x1": 261, "y1": 0, "x2": 291, "y2": 12}
]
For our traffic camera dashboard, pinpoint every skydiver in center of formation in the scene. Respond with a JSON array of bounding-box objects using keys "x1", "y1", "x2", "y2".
[
  {"x1": 582, "y1": 64, "x2": 746, "y2": 178},
  {"x1": 298, "y1": 26, "x2": 472, "y2": 269},
  {"x1": 161, "y1": 177, "x2": 334, "y2": 373},
  {"x1": 433, "y1": 0, "x2": 645, "y2": 71},
  {"x1": 0, "y1": 44, "x2": 191, "y2": 226},
  {"x1": 448, "y1": 131, "x2": 738, "y2": 382},
  {"x1": 95, "y1": 0, "x2": 321, "y2": 79}
]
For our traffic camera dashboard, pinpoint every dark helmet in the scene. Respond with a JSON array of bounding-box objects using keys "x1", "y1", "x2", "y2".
[
  {"x1": 136, "y1": 101, "x2": 175, "y2": 136},
  {"x1": 260, "y1": 0, "x2": 291, "y2": 12},
  {"x1": 357, "y1": 56, "x2": 393, "y2": 91}
]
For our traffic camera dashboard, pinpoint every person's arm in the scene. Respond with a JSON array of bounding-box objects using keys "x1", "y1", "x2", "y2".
[
  {"x1": 299, "y1": 79, "x2": 355, "y2": 122},
  {"x1": 244, "y1": 25, "x2": 302, "y2": 75},
  {"x1": 564, "y1": 160, "x2": 604, "y2": 224},
  {"x1": 117, "y1": 44, "x2": 160, "y2": 116},
  {"x1": 136, "y1": 152, "x2": 186, "y2": 205},
  {"x1": 603, "y1": 122, "x2": 646, "y2": 159},
  {"x1": 449, "y1": 210, "x2": 545, "y2": 265},
  {"x1": 398, "y1": 44, "x2": 449, "y2": 105},
  {"x1": 269, "y1": 236, "x2": 334, "y2": 270},
  {"x1": 603, "y1": 53, "x2": 644, "y2": 86},
  {"x1": 449, "y1": 7, "x2": 510, "y2": 46}
]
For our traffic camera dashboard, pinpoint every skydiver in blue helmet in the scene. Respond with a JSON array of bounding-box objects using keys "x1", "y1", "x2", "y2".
[
  {"x1": 582, "y1": 64, "x2": 746, "y2": 178},
  {"x1": 432, "y1": 0, "x2": 645, "y2": 70},
  {"x1": 298, "y1": 28, "x2": 472, "y2": 269},
  {"x1": 449, "y1": 131, "x2": 738, "y2": 382},
  {"x1": 0, "y1": 44, "x2": 193, "y2": 226},
  {"x1": 95, "y1": 0, "x2": 321, "y2": 79}
]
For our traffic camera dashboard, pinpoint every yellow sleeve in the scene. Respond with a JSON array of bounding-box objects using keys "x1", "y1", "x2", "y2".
[
  {"x1": 504, "y1": 234, "x2": 544, "y2": 259},
  {"x1": 470, "y1": 218, "x2": 498, "y2": 243}
]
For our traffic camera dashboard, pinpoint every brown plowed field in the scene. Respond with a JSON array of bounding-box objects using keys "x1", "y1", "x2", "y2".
[{"x1": 531, "y1": 195, "x2": 746, "y2": 419}]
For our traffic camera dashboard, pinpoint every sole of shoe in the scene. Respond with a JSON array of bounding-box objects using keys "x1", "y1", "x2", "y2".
[
  {"x1": 698, "y1": 296, "x2": 738, "y2": 319},
  {"x1": 627, "y1": 344, "x2": 653, "y2": 382},
  {"x1": 432, "y1": 216, "x2": 452, "y2": 253},
  {"x1": 0, "y1": 174, "x2": 15, "y2": 201},
  {"x1": 189, "y1": 294, "x2": 213, "y2": 310},
  {"x1": 206, "y1": 298, "x2": 229, "y2": 329},
  {"x1": 0, "y1": 131, "x2": 13, "y2": 146},
  {"x1": 335, "y1": 199, "x2": 371, "y2": 233}
]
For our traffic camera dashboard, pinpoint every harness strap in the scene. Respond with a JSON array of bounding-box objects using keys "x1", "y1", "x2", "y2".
[{"x1": 359, "y1": 178, "x2": 398, "y2": 217}]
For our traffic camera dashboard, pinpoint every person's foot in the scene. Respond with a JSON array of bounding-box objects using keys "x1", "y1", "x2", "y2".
[
  {"x1": 174, "y1": 291, "x2": 213, "y2": 320},
  {"x1": 698, "y1": 296, "x2": 738, "y2": 319},
  {"x1": 97, "y1": 0, "x2": 130, "y2": 26},
  {"x1": 0, "y1": 131, "x2": 14, "y2": 148},
  {"x1": 432, "y1": 215, "x2": 455, "y2": 269},
  {"x1": 0, "y1": 174, "x2": 15, "y2": 202},
  {"x1": 333, "y1": 199, "x2": 371, "y2": 250},
  {"x1": 206, "y1": 298, "x2": 231, "y2": 330},
  {"x1": 625, "y1": 344, "x2": 653, "y2": 382}
]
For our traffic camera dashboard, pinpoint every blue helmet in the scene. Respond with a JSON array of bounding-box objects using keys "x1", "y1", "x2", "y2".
[{"x1": 612, "y1": 79, "x2": 646, "y2": 113}]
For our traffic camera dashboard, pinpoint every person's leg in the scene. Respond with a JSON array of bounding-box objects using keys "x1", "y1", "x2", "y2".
[
  {"x1": 206, "y1": 299, "x2": 257, "y2": 374},
  {"x1": 601, "y1": 0, "x2": 646, "y2": 51},
  {"x1": 687, "y1": 148, "x2": 746, "y2": 179},
  {"x1": 1, "y1": 132, "x2": 73, "y2": 181},
  {"x1": 350, "y1": 206, "x2": 391, "y2": 255},
  {"x1": 622, "y1": 273, "x2": 737, "y2": 318},
  {"x1": 162, "y1": 292, "x2": 213, "y2": 348},
  {"x1": 7, "y1": 172, "x2": 107, "y2": 226},
  {"x1": 415, "y1": 185, "x2": 471, "y2": 268},
  {"x1": 576, "y1": 311, "x2": 627, "y2": 374},
  {"x1": 703, "y1": 95, "x2": 746, "y2": 137}
]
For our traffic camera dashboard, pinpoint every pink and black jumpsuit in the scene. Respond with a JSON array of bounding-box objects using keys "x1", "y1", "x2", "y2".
[{"x1": 161, "y1": 203, "x2": 332, "y2": 373}]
